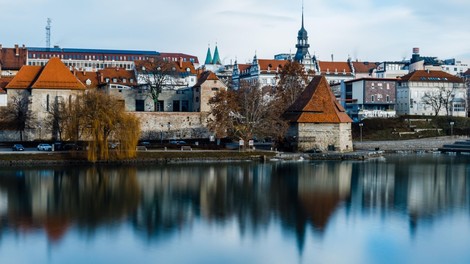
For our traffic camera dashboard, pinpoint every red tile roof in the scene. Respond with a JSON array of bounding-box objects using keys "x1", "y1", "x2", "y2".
[
  {"x1": 352, "y1": 61, "x2": 379, "y2": 73},
  {"x1": 400, "y1": 70, "x2": 464, "y2": 83},
  {"x1": 6, "y1": 57, "x2": 86, "y2": 90},
  {"x1": 74, "y1": 71, "x2": 100, "y2": 88},
  {"x1": 5, "y1": 66, "x2": 42, "y2": 89},
  {"x1": 0, "y1": 46, "x2": 27, "y2": 71},
  {"x1": 0, "y1": 77, "x2": 14, "y2": 92},
  {"x1": 135, "y1": 60, "x2": 196, "y2": 74},
  {"x1": 31, "y1": 57, "x2": 86, "y2": 89},
  {"x1": 283, "y1": 76, "x2": 352, "y2": 123},
  {"x1": 319, "y1": 61, "x2": 352, "y2": 74},
  {"x1": 258, "y1": 59, "x2": 288, "y2": 73},
  {"x1": 238, "y1": 64, "x2": 251, "y2": 73},
  {"x1": 194, "y1": 71, "x2": 219, "y2": 86}
]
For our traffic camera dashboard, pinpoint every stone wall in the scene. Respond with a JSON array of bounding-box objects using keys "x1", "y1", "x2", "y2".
[
  {"x1": 295, "y1": 122, "x2": 353, "y2": 152},
  {"x1": 134, "y1": 112, "x2": 211, "y2": 141}
]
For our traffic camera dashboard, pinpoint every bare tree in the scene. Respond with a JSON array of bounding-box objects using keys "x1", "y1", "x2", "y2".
[
  {"x1": 136, "y1": 59, "x2": 178, "y2": 111},
  {"x1": 0, "y1": 90, "x2": 33, "y2": 141},
  {"x1": 422, "y1": 87, "x2": 454, "y2": 116},
  {"x1": 45, "y1": 98, "x2": 67, "y2": 141},
  {"x1": 208, "y1": 81, "x2": 287, "y2": 148},
  {"x1": 275, "y1": 60, "x2": 309, "y2": 110}
]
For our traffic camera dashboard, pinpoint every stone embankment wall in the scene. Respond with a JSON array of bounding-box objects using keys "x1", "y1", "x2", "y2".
[
  {"x1": 0, "y1": 112, "x2": 213, "y2": 142},
  {"x1": 134, "y1": 112, "x2": 212, "y2": 140},
  {"x1": 353, "y1": 136, "x2": 468, "y2": 152}
]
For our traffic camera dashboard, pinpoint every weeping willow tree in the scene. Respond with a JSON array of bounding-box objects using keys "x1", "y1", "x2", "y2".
[{"x1": 66, "y1": 90, "x2": 141, "y2": 162}]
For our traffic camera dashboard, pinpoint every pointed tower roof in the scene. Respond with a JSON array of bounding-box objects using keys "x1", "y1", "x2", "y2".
[
  {"x1": 31, "y1": 57, "x2": 86, "y2": 89},
  {"x1": 204, "y1": 46, "x2": 213, "y2": 65},
  {"x1": 283, "y1": 76, "x2": 352, "y2": 123},
  {"x1": 212, "y1": 45, "x2": 221, "y2": 65}
]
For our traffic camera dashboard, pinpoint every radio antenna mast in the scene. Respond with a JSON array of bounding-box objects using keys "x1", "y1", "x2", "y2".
[{"x1": 45, "y1": 18, "x2": 51, "y2": 49}]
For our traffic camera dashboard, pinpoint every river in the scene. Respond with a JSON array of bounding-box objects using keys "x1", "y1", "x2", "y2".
[{"x1": 0, "y1": 154, "x2": 469, "y2": 264}]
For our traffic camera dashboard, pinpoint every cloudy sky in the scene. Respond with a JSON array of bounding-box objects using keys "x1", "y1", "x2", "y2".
[{"x1": 1, "y1": 0, "x2": 469, "y2": 64}]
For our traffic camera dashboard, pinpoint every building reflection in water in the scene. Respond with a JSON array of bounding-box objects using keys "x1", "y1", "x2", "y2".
[{"x1": 0, "y1": 155, "x2": 468, "y2": 252}]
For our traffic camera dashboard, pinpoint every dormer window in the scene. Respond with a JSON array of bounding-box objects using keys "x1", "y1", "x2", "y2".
[
  {"x1": 123, "y1": 79, "x2": 127, "y2": 83},
  {"x1": 113, "y1": 78, "x2": 117, "y2": 83},
  {"x1": 105, "y1": 78, "x2": 110, "y2": 83}
]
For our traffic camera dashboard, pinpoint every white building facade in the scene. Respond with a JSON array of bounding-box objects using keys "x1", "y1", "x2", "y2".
[{"x1": 396, "y1": 70, "x2": 467, "y2": 117}]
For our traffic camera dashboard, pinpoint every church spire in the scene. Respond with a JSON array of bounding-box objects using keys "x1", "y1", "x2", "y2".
[
  {"x1": 294, "y1": 0, "x2": 310, "y2": 63},
  {"x1": 212, "y1": 44, "x2": 221, "y2": 65},
  {"x1": 204, "y1": 44, "x2": 212, "y2": 65}
]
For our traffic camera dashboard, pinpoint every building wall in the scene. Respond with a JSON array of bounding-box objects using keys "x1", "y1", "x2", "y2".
[
  {"x1": 289, "y1": 122, "x2": 353, "y2": 152},
  {"x1": 396, "y1": 81, "x2": 467, "y2": 116},
  {"x1": 195, "y1": 79, "x2": 227, "y2": 113},
  {"x1": 134, "y1": 112, "x2": 211, "y2": 140}
]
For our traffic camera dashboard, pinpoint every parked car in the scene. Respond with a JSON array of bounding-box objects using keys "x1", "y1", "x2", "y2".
[
  {"x1": 170, "y1": 140, "x2": 187, "y2": 145},
  {"x1": 37, "y1": 143, "x2": 52, "y2": 151},
  {"x1": 12, "y1": 144, "x2": 25, "y2": 151}
]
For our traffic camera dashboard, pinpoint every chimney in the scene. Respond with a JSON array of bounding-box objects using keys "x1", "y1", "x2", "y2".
[
  {"x1": 0, "y1": 44, "x2": 2, "y2": 50},
  {"x1": 100, "y1": 73, "x2": 104, "y2": 83},
  {"x1": 15, "y1": 44, "x2": 19, "y2": 56},
  {"x1": 22, "y1": 44, "x2": 26, "y2": 49},
  {"x1": 179, "y1": 57, "x2": 183, "y2": 69},
  {"x1": 83, "y1": 70, "x2": 86, "y2": 76}
]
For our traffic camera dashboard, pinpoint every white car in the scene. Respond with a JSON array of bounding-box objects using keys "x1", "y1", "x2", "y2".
[{"x1": 37, "y1": 143, "x2": 52, "y2": 151}]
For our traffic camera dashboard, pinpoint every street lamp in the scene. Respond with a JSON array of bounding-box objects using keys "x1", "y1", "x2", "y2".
[
  {"x1": 359, "y1": 123, "x2": 364, "y2": 142},
  {"x1": 450, "y1": 121, "x2": 454, "y2": 137}
]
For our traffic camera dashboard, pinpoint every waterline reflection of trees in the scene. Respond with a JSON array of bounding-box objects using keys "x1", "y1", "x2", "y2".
[{"x1": 0, "y1": 156, "x2": 469, "y2": 248}]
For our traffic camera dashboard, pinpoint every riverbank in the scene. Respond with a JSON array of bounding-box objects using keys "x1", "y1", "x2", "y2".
[
  {"x1": 353, "y1": 136, "x2": 467, "y2": 152},
  {"x1": 0, "y1": 150, "x2": 277, "y2": 167},
  {"x1": 0, "y1": 136, "x2": 466, "y2": 166}
]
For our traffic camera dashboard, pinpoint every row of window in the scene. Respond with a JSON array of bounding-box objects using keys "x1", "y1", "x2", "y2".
[
  {"x1": 28, "y1": 60, "x2": 133, "y2": 70},
  {"x1": 29, "y1": 53, "x2": 149, "y2": 61},
  {"x1": 135, "y1": 99, "x2": 190, "y2": 112}
]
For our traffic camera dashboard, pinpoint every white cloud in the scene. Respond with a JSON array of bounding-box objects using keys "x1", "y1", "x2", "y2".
[{"x1": 1, "y1": 0, "x2": 469, "y2": 63}]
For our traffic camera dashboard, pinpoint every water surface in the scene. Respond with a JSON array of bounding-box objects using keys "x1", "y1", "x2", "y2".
[{"x1": 0, "y1": 154, "x2": 469, "y2": 264}]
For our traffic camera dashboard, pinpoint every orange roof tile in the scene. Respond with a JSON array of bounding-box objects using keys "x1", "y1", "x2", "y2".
[
  {"x1": 31, "y1": 57, "x2": 86, "y2": 89},
  {"x1": 238, "y1": 64, "x2": 251, "y2": 72},
  {"x1": 283, "y1": 76, "x2": 352, "y2": 123},
  {"x1": 257, "y1": 59, "x2": 288, "y2": 72},
  {"x1": 400, "y1": 70, "x2": 464, "y2": 83},
  {"x1": 135, "y1": 60, "x2": 197, "y2": 74},
  {"x1": 0, "y1": 77, "x2": 13, "y2": 92},
  {"x1": 319, "y1": 61, "x2": 352, "y2": 74},
  {"x1": 5, "y1": 66, "x2": 42, "y2": 89},
  {"x1": 74, "y1": 71, "x2": 100, "y2": 88},
  {"x1": 352, "y1": 61, "x2": 379, "y2": 73},
  {"x1": 194, "y1": 71, "x2": 219, "y2": 86}
]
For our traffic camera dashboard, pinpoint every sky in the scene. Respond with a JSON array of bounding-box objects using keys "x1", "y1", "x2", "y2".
[{"x1": 1, "y1": 0, "x2": 470, "y2": 65}]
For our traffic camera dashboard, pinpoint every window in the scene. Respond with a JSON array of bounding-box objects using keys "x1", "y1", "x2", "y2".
[
  {"x1": 371, "y1": 95, "x2": 375, "y2": 102},
  {"x1": 195, "y1": 96, "x2": 199, "y2": 102},
  {"x1": 157, "y1": 101, "x2": 164, "y2": 111},
  {"x1": 181, "y1": 100, "x2": 189, "y2": 112},
  {"x1": 386, "y1": 95, "x2": 390, "y2": 102},
  {"x1": 173, "y1": 100, "x2": 180, "y2": 112},
  {"x1": 135, "y1": 100, "x2": 145, "y2": 111},
  {"x1": 211, "y1": 87, "x2": 219, "y2": 91}
]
